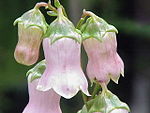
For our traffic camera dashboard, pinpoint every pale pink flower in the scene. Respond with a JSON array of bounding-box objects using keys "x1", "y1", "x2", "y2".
[
  {"x1": 23, "y1": 76, "x2": 61, "y2": 113},
  {"x1": 14, "y1": 23, "x2": 42, "y2": 66},
  {"x1": 37, "y1": 38, "x2": 90, "y2": 99},
  {"x1": 83, "y1": 32, "x2": 124, "y2": 84}
]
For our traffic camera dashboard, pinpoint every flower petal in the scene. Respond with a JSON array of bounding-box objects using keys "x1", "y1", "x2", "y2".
[
  {"x1": 37, "y1": 38, "x2": 90, "y2": 98},
  {"x1": 23, "y1": 75, "x2": 62, "y2": 113}
]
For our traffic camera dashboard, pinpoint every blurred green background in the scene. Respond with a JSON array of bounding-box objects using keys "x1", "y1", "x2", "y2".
[{"x1": 0, "y1": 0, "x2": 150, "y2": 113}]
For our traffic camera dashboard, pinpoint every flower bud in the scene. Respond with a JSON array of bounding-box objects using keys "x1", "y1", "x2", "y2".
[
  {"x1": 37, "y1": 8, "x2": 90, "y2": 99},
  {"x1": 14, "y1": 6, "x2": 48, "y2": 66}
]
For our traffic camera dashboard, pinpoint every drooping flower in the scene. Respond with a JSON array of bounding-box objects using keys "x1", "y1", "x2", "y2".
[
  {"x1": 81, "y1": 11, "x2": 124, "y2": 84},
  {"x1": 83, "y1": 32, "x2": 124, "y2": 84},
  {"x1": 14, "y1": 4, "x2": 48, "y2": 66},
  {"x1": 23, "y1": 62, "x2": 62, "y2": 113},
  {"x1": 37, "y1": 8, "x2": 90, "y2": 99}
]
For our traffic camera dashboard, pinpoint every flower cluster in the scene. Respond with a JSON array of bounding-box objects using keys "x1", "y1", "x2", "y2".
[{"x1": 14, "y1": 0, "x2": 130, "y2": 113}]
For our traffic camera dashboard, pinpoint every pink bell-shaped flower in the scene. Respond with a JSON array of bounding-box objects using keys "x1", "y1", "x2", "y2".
[
  {"x1": 23, "y1": 75, "x2": 62, "y2": 113},
  {"x1": 37, "y1": 38, "x2": 90, "y2": 99},
  {"x1": 83, "y1": 32, "x2": 124, "y2": 84},
  {"x1": 37, "y1": 7, "x2": 90, "y2": 99}
]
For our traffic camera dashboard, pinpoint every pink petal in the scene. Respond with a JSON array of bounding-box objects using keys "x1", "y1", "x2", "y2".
[
  {"x1": 37, "y1": 38, "x2": 90, "y2": 99},
  {"x1": 83, "y1": 32, "x2": 124, "y2": 84},
  {"x1": 23, "y1": 76, "x2": 61, "y2": 113}
]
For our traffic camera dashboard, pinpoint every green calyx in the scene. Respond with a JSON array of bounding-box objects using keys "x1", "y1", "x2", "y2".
[
  {"x1": 80, "y1": 12, "x2": 118, "y2": 41},
  {"x1": 14, "y1": 7, "x2": 48, "y2": 35},
  {"x1": 78, "y1": 90, "x2": 130, "y2": 113},
  {"x1": 26, "y1": 60, "x2": 46, "y2": 82},
  {"x1": 45, "y1": 8, "x2": 82, "y2": 44}
]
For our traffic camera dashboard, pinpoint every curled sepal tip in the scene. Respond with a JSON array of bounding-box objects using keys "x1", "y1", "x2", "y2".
[
  {"x1": 80, "y1": 10, "x2": 118, "y2": 41},
  {"x1": 78, "y1": 90, "x2": 130, "y2": 113},
  {"x1": 45, "y1": 8, "x2": 82, "y2": 44}
]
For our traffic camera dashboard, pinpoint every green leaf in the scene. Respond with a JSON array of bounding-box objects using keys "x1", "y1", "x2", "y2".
[
  {"x1": 78, "y1": 90, "x2": 130, "y2": 113},
  {"x1": 26, "y1": 60, "x2": 46, "y2": 82}
]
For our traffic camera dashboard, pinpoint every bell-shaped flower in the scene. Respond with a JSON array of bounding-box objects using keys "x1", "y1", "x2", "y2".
[
  {"x1": 24, "y1": 61, "x2": 62, "y2": 113},
  {"x1": 81, "y1": 11, "x2": 124, "y2": 84},
  {"x1": 14, "y1": 4, "x2": 48, "y2": 66},
  {"x1": 83, "y1": 32, "x2": 124, "y2": 84},
  {"x1": 37, "y1": 8, "x2": 90, "y2": 99}
]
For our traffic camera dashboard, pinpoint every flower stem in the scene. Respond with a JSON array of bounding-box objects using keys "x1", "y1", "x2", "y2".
[
  {"x1": 48, "y1": 1, "x2": 57, "y2": 13},
  {"x1": 82, "y1": 92, "x2": 87, "y2": 104},
  {"x1": 48, "y1": 0, "x2": 68, "y2": 18},
  {"x1": 91, "y1": 82, "x2": 100, "y2": 98},
  {"x1": 76, "y1": 17, "x2": 86, "y2": 29},
  {"x1": 61, "y1": 6, "x2": 68, "y2": 18},
  {"x1": 100, "y1": 83, "x2": 108, "y2": 95},
  {"x1": 35, "y1": 2, "x2": 48, "y2": 9}
]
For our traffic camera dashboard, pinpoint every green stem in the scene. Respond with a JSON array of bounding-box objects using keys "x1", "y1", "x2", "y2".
[
  {"x1": 100, "y1": 83, "x2": 108, "y2": 95},
  {"x1": 48, "y1": 1, "x2": 57, "y2": 13},
  {"x1": 91, "y1": 82, "x2": 100, "y2": 98},
  {"x1": 54, "y1": 0, "x2": 68, "y2": 18},
  {"x1": 82, "y1": 92, "x2": 87, "y2": 104},
  {"x1": 61, "y1": 6, "x2": 68, "y2": 18},
  {"x1": 76, "y1": 16, "x2": 86, "y2": 29},
  {"x1": 76, "y1": 9, "x2": 96, "y2": 29},
  {"x1": 34, "y1": 2, "x2": 48, "y2": 9}
]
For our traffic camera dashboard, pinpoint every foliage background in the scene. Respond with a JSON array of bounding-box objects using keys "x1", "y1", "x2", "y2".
[{"x1": 0, "y1": 0, "x2": 150, "y2": 113}]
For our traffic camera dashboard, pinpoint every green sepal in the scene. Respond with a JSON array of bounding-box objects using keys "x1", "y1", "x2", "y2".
[
  {"x1": 45, "y1": 14, "x2": 82, "y2": 44},
  {"x1": 14, "y1": 8, "x2": 48, "y2": 35},
  {"x1": 54, "y1": 0, "x2": 61, "y2": 8},
  {"x1": 80, "y1": 15, "x2": 118, "y2": 41},
  {"x1": 78, "y1": 90, "x2": 130, "y2": 113},
  {"x1": 26, "y1": 60, "x2": 46, "y2": 82}
]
